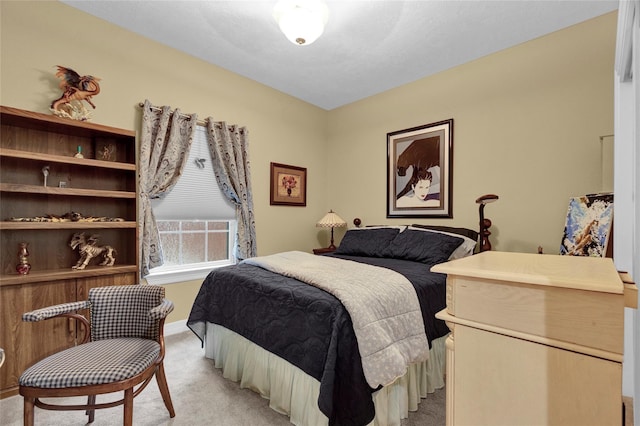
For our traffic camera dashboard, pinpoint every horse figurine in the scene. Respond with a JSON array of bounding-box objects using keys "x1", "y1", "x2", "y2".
[{"x1": 69, "y1": 232, "x2": 116, "y2": 270}]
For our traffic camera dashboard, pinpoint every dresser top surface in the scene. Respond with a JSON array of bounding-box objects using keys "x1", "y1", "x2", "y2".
[{"x1": 431, "y1": 251, "x2": 623, "y2": 294}]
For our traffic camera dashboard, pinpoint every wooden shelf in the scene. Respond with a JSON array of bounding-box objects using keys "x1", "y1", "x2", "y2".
[
  {"x1": 0, "y1": 148, "x2": 136, "y2": 171},
  {"x1": 0, "y1": 105, "x2": 136, "y2": 138},
  {"x1": 0, "y1": 265, "x2": 138, "y2": 286},
  {"x1": 0, "y1": 221, "x2": 136, "y2": 230},
  {"x1": 0, "y1": 183, "x2": 135, "y2": 198}
]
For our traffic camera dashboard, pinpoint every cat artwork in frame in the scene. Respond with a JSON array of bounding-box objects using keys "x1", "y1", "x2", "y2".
[
  {"x1": 387, "y1": 119, "x2": 453, "y2": 218},
  {"x1": 560, "y1": 192, "x2": 613, "y2": 257}
]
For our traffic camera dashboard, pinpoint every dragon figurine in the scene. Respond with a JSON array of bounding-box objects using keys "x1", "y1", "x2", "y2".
[
  {"x1": 69, "y1": 232, "x2": 116, "y2": 270},
  {"x1": 50, "y1": 66, "x2": 101, "y2": 120}
]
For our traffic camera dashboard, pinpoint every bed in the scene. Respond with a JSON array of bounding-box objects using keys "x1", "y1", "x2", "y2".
[{"x1": 187, "y1": 224, "x2": 479, "y2": 426}]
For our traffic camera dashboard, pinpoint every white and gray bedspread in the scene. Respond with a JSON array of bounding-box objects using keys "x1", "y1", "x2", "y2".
[{"x1": 243, "y1": 251, "x2": 430, "y2": 388}]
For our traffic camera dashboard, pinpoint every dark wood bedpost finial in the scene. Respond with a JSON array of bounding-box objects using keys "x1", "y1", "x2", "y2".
[{"x1": 353, "y1": 218, "x2": 362, "y2": 228}]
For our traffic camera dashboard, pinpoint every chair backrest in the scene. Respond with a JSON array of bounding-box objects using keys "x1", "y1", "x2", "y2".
[{"x1": 89, "y1": 285, "x2": 165, "y2": 341}]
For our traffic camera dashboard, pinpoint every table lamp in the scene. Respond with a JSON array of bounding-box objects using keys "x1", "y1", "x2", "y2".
[
  {"x1": 316, "y1": 210, "x2": 347, "y2": 249},
  {"x1": 476, "y1": 194, "x2": 499, "y2": 252}
]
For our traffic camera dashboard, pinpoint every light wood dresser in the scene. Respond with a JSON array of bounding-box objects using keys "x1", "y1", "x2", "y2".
[{"x1": 434, "y1": 251, "x2": 636, "y2": 426}]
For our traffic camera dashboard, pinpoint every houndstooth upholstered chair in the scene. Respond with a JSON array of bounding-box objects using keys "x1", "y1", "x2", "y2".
[{"x1": 19, "y1": 285, "x2": 175, "y2": 426}]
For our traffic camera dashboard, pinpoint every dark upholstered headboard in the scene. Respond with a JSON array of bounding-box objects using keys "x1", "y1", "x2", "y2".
[
  {"x1": 354, "y1": 218, "x2": 480, "y2": 249},
  {"x1": 409, "y1": 224, "x2": 479, "y2": 243}
]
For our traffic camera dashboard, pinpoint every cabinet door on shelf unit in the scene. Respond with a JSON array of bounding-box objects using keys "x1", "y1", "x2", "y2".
[
  {"x1": 0, "y1": 280, "x2": 76, "y2": 397},
  {"x1": 76, "y1": 273, "x2": 138, "y2": 302}
]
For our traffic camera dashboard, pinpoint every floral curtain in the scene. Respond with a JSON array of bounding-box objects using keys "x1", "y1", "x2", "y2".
[
  {"x1": 205, "y1": 119, "x2": 257, "y2": 260},
  {"x1": 139, "y1": 99, "x2": 197, "y2": 277}
]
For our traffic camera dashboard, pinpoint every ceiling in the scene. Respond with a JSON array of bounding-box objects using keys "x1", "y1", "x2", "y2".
[{"x1": 61, "y1": 0, "x2": 618, "y2": 110}]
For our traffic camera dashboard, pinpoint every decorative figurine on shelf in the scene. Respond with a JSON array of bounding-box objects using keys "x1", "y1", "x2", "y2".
[
  {"x1": 50, "y1": 66, "x2": 101, "y2": 121},
  {"x1": 69, "y1": 232, "x2": 116, "y2": 270},
  {"x1": 9, "y1": 211, "x2": 125, "y2": 223},
  {"x1": 41, "y1": 166, "x2": 50, "y2": 187},
  {"x1": 74, "y1": 145, "x2": 84, "y2": 158},
  {"x1": 16, "y1": 242, "x2": 31, "y2": 275}
]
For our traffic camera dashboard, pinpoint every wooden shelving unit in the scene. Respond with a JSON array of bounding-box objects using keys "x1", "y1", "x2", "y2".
[{"x1": 0, "y1": 105, "x2": 139, "y2": 397}]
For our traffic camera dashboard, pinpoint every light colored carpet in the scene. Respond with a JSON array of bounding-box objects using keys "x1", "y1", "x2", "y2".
[{"x1": 0, "y1": 330, "x2": 445, "y2": 425}]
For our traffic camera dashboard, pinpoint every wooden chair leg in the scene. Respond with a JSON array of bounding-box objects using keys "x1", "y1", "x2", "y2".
[
  {"x1": 124, "y1": 388, "x2": 134, "y2": 426},
  {"x1": 155, "y1": 362, "x2": 176, "y2": 417},
  {"x1": 86, "y1": 394, "x2": 96, "y2": 423},
  {"x1": 23, "y1": 397, "x2": 35, "y2": 426}
]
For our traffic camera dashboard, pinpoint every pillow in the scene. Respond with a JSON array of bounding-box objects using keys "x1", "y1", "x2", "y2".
[
  {"x1": 383, "y1": 229, "x2": 464, "y2": 264},
  {"x1": 408, "y1": 226, "x2": 478, "y2": 259},
  {"x1": 409, "y1": 224, "x2": 478, "y2": 241},
  {"x1": 335, "y1": 227, "x2": 401, "y2": 257},
  {"x1": 362, "y1": 225, "x2": 407, "y2": 231}
]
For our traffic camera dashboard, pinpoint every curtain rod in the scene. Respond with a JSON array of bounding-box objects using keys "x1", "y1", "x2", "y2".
[
  {"x1": 138, "y1": 102, "x2": 207, "y2": 126},
  {"x1": 138, "y1": 102, "x2": 244, "y2": 133}
]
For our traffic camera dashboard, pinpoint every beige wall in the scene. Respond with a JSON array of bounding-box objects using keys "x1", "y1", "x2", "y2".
[
  {"x1": 1, "y1": 2, "x2": 617, "y2": 322},
  {"x1": 0, "y1": 1, "x2": 328, "y2": 321},
  {"x1": 327, "y1": 11, "x2": 616, "y2": 255}
]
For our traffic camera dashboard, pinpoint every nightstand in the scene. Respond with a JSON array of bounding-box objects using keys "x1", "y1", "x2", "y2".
[{"x1": 313, "y1": 247, "x2": 336, "y2": 255}]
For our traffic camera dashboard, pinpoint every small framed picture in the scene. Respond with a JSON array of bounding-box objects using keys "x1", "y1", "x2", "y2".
[
  {"x1": 270, "y1": 162, "x2": 307, "y2": 206},
  {"x1": 95, "y1": 140, "x2": 117, "y2": 162}
]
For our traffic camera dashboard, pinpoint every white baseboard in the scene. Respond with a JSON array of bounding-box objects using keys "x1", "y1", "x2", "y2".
[{"x1": 165, "y1": 319, "x2": 189, "y2": 336}]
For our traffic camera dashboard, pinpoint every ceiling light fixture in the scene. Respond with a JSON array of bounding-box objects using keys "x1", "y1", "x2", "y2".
[{"x1": 273, "y1": 0, "x2": 329, "y2": 46}]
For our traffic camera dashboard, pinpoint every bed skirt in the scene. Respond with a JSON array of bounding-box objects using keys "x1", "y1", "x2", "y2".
[{"x1": 204, "y1": 322, "x2": 446, "y2": 426}]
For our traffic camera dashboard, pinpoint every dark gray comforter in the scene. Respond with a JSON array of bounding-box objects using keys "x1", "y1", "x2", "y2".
[{"x1": 187, "y1": 254, "x2": 449, "y2": 426}]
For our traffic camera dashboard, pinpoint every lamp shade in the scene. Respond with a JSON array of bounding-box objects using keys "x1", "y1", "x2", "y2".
[
  {"x1": 476, "y1": 194, "x2": 499, "y2": 204},
  {"x1": 274, "y1": 0, "x2": 329, "y2": 46},
  {"x1": 316, "y1": 210, "x2": 347, "y2": 228}
]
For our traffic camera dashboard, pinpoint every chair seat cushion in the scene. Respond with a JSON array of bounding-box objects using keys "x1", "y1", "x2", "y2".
[{"x1": 20, "y1": 338, "x2": 160, "y2": 389}]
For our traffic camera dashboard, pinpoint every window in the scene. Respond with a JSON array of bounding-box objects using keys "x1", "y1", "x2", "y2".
[{"x1": 145, "y1": 126, "x2": 237, "y2": 285}]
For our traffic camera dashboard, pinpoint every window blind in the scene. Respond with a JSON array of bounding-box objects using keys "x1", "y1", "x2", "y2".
[{"x1": 151, "y1": 126, "x2": 236, "y2": 220}]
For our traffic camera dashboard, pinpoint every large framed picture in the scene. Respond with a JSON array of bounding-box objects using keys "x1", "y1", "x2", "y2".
[
  {"x1": 387, "y1": 119, "x2": 453, "y2": 218},
  {"x1": 270, "y1": 162, "x2": 307, "y2": 206}
]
